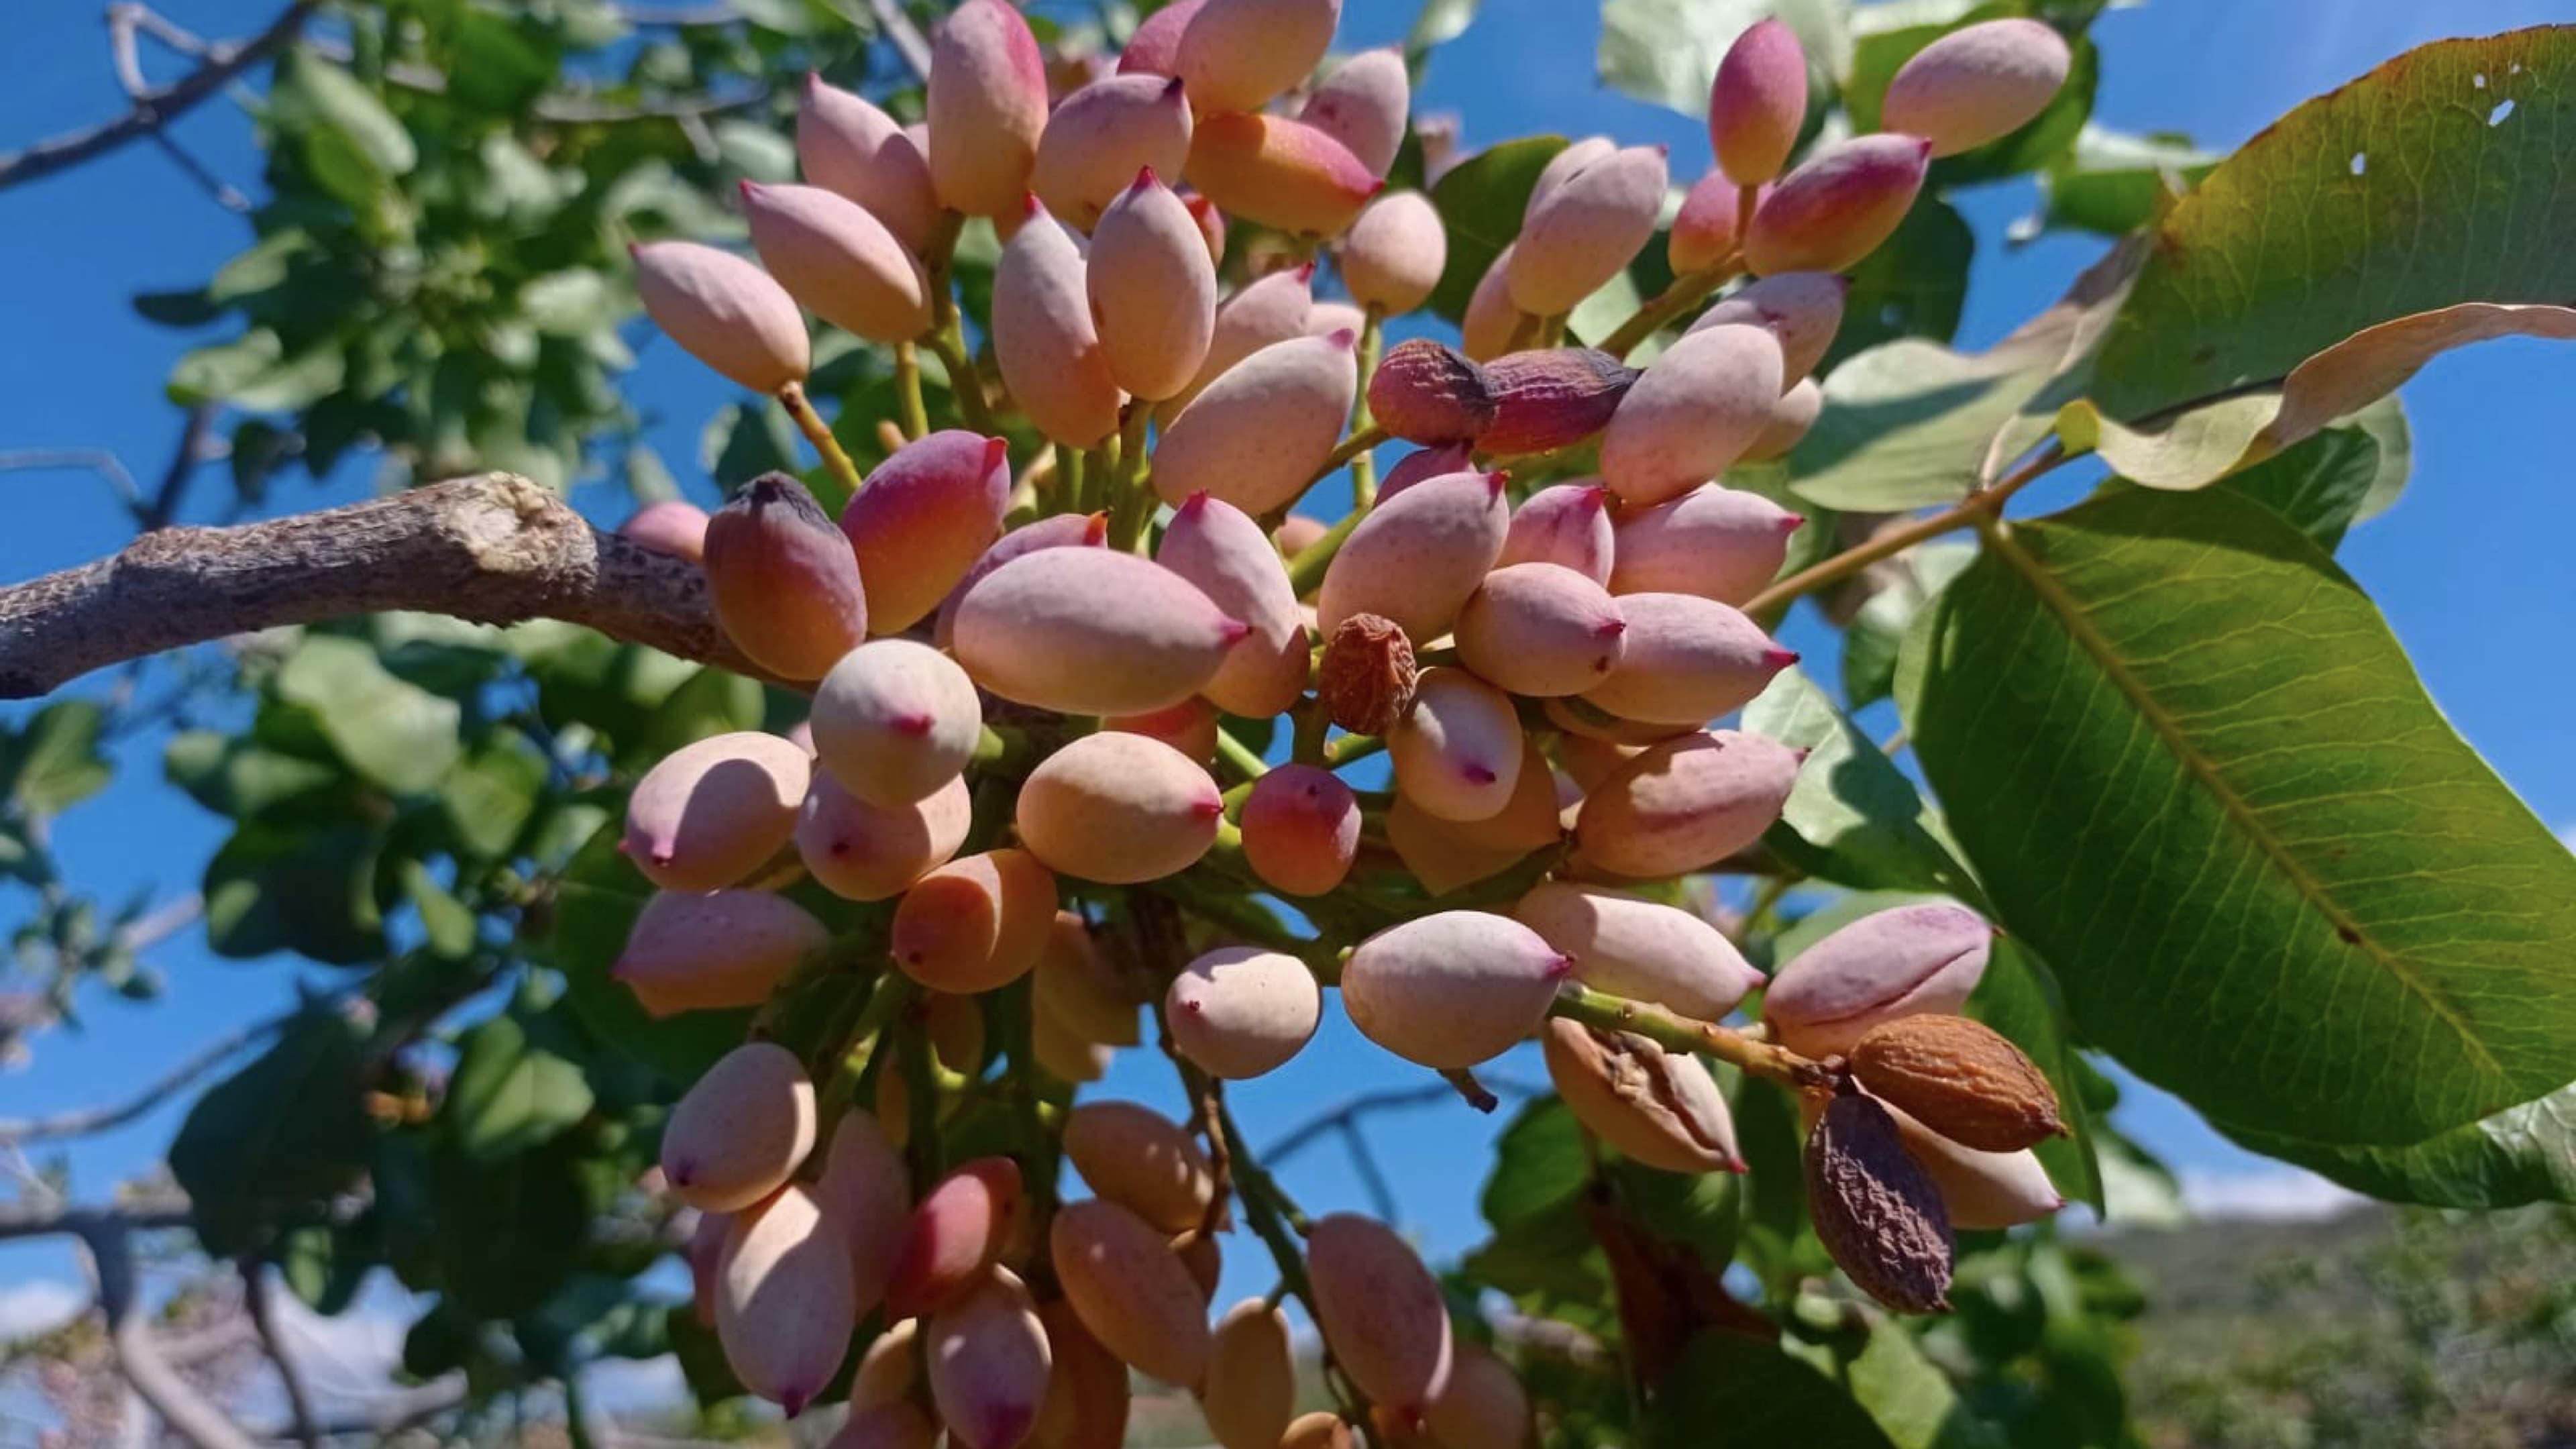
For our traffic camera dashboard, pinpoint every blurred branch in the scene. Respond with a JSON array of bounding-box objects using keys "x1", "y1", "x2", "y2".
[
  {"x1": 0, "y1": 3, "x2": 317, "y2": 195},
  {"x1": 1263, "y1": 1075, "x2": 1542, "y2": 1166},
  {"x1": 0, "y1": 447, "x2": 144, "y2": 511},
  {"x1": 142, "y1": 405, "x2": 220, "y2": 532},
  {"x1": 867, "y1": 0, "x2": 933, "y2": 83},
  {"x1": 0, "y1": 1194, "x2": 194, "y2": 1241},
  {"x1": 239, "y1": 1259, "x2": 319, "y2": 1449},
  {"x1": 0, "y1": 994, "x2": 267, "y2": 1151},
  {"x1": 0, "y1": 471, "x2": 777, "y2": 700},
  {"x1": 67, "y1": 1206, "x2": 258, "y2": 1444}
]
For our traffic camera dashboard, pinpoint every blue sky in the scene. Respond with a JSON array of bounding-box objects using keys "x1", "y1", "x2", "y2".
[{"x1": 3, "y1": 0, "x2": 2573, "y2": 1362}]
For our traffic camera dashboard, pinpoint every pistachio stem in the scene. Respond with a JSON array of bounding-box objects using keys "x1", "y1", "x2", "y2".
[
  {"x1": 893, "y1": 341, "x2": 928, "y2": 441},
  {"x1": 1598, "y1": 263, "x2": 1735, "y2": 361},
  {"x1": 1213, "y1": 725, "x2": 1270, "y2": 784},
  {"x1": 1741, "y1": 442, "x2": 2070, "y2": 619},
  {"x1": 1106, "y1": 402, "x2": 1158, "y2": 552},
  {"x1": 776, "y1": 380, "x2": 865, "y2": 504},
  {"x1": 1350, "y1": 307, "x2": 1386, "y2": 510},
  {"x1": 1284, "y1": 506, "x2": 1364, "y2": 596},
  {"x1": 1311, "y1": 423, "x2": 1389, "y2": 487},
  {"x1": 1549, "y1": 983, "x2": 1837, "y2": 1090}
]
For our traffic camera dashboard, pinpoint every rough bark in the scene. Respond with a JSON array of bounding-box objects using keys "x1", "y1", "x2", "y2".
[{"x1": 0, "y1": 472, "x2": 771, "y2": 699}]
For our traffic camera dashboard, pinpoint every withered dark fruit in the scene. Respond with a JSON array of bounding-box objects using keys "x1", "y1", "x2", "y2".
[
  {"x1": 1316, "y1": 612, "x2": 1418, "y2": 737},
  {"x1": 1476, "y1": 347, "x2": 1640, "y2": 456},
  {"x1": 1367, "y1": 337, "x2": 1499, "y2": 445},
  {"x1": 1804, "y1": 1091, "x2": 1953, "y2": 1314}
]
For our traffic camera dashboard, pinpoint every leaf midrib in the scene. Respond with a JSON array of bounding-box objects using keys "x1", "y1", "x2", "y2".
[{"x1": 1976, "y1": 517, "x2": 2506, "y2": 1086}]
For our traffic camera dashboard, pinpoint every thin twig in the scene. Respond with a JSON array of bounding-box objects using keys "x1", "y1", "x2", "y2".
[
  {"x1": 142, "y1": 404, "x2": 219, "y2": 531},
  {"x1": 1262, "y1": 1076, "x2": 1541, "y2": 1165},
  {"x1": 0, "y1": 3, "x2": 317, "y2": 194},
  {"x1": 0, "y1": 1003, "x2": 272, "y2": 1147},
  {"x1": 866, "y1": 0, "x2": 935, "y2": 83},
  {"x1": 74, "y1": 1213, "x2": 260, "y2": 1449}
]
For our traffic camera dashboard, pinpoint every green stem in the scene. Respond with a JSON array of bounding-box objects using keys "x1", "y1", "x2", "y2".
[
  {"x1": 1057, "y1": 443, "x2": 1087, "y2": 515},
  {"x1": 1323, "y1": 732, "x2": 1385, "y2": 768},
  {"x1": 894, "y1": 341, "x2": 928, "y2": 441},
  {"x1": 1285, "y1": 506, "x2": 1364, "y2": 597},
  {"x1": 1350, "y1": 307, "x2": 1385, "y2": 511},
  {"x1": 1550, "y1": 983, "x2": 1833, "y2": 1089},
  {"x1": 971, "y1": 724, "x2": 1034, "y2": 773},
  {"x1": 1213, "y1": 726, "x2": 1270, "y2": 784},
  {"x1": 1598, "y1": 264, "x2": 1733, "y2": 361},
  {"x1": 1311, "y1": 423, "x2": 1387, "y2": 488},
  {"x1": 926, "y1": 327, "x2": 998, "y2": 435},
  {"x1": 777, "y1": 380, "x2": 865, "y2": 504},
  {"x1": 1106, "y1": 402, "x2": 1158, "y2": 552},
  {"x1": 1742, "y1": 442, "x2": 2068, "y2": 619},
  {"x1": 898, "y1": 994, "x2": 943, "y2": 1182}
]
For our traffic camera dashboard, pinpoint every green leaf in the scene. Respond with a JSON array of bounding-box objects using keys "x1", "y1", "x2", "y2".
[
  {"x1": 441, "y1": 736, "x2": 547, "y2": 859},
  {"x1": 1842, "y1": 1320, "x2": 2010, "y2": 1449},
  {"x1": 164, "y1": 731, "x2": 344, "y2": 819},
  {"x1": 280, "y1": 1215, "x2": 377, "y2": 1316},
  {"x1": 276, "y1": 636, "x2": 462, "y2": 796},
  {"x1": 443, "y1": 1011, "x2": 594, "y2": 1161},
  {"x1": 1613, "y1": 1159, "x2": 1741, "y2": 1273},
  {"x1": 1648, "y1": 1332, "x2": 1900, "y2": 1448},
  {"x1": 1480, "y1": 1095, "x2": 1587, "y2": 1229},
  {"x1": 519, "y1": 270, "x2": 616, "y2": 337},
  {"x1": 281, "y1": 51, "x2": 417, "y2": 177},
  {"x1": 403, "y1": 860, "x2": 478, "y2": 959},
  {"x1": 1741, "y1": 667, "x2": 1974, "y2": 897},
  {"x1": 7, "y1": 701, "x2": 111, "y2": 815},
  {"x1": 1791, "y1": 237, "x2": 2140, "y2": 510},
  {"x1": 1599, "y1": 0, "x2": 1851, "y2": 118},
  {"x1": 169, "y1": 331, "x2": 284, "y2": 405},
  {"x1": 170, "y1": 1008, "x2": 374, "y2": 1256},
  {"x1": 549, "y1": 819, "x2": 751, "y2": 1085},
  {"x1": 1407, "y1": 0, "x2": 1479, "y2": 54},
  {"x1": 1827, "y1": 198, "x2": 1974, "y2": 371},
  {"x1": 2217, "y1": 1081, "x2": 2576, "y2": 1209},
  {"x1": 203, "y1": 820, "x2": 387, "y2": 965},
  {"x1": 1966, "y1": 940, "x2": 2101, "y2": 1212},
  {"x1": 1905, "y1": 486, "x2": 2576, "y2": 1148},
  {"x1": 428, "y1": 1136, "x2": 587, "y2": 1319},
  {"x1": 133, "y1": 288, "x2": 223, "y2": 327},
  {"x1": 1842, "y1": 540, "x2": 1975, "y2": 708},
  {"x1": 2091, "y1": 27, "x2": 2576, "y2": 420},
  {"x1": 2025, "y1": 123, "x2": 2217, "y2": 240},
  {"x1": 2201, "y1": 425, "x2": 2381, "y2": 551},
  {"x1": 1428, "y1": 136, "x2": 1566, "y2": 323}
]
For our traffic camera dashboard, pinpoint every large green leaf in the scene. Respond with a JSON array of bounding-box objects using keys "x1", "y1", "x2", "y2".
[
  {"x1": 1741, "y1": 667, "x2": 1974, "y2": 897},
  {"x1": 1966, "y1": 940, "x2": 2100, "y2": 1212},
  {"x1": 276, "y1": 636, "x2": 462, "y2": 796},
  {"x1": 203, "y1": 820, "x2": 388, "y2": 965},
  {"x1": 2200, "y1": 425, "x2": 2383, "y2": 551},
  {"x1": 443, "y1": 1010, "x2": 594, "y2": 1162},
  {"x1": 1427, "y1": 136, "x2": 1565, "y2": 323},
  {"x1": 1825, "y1": 197, "x2": 1974, "y2": 372},
  {"x1": 2216, "y1": 1081, "x2": 2576, "y2": 1210},
  {"x1": 1835, "y1": 1318, "x2": 2010, "y2": 1449},
  {"x1": 441, "y1": 736, "x2": 547, "y2": 859},
  {"x1": 1648, "y1": 1332, "x2": 1900, "y2": 1448},
  {"x1": 3, "y1": 701, "x2": 112, "y2": 815},
  {"x1": 428, "y1": 1136, "x2": 588, "y2": 1319},
  {"x1": 1599, "y1": 0, "x2": 1851, "y2": 117},
  {"x1": 2024, "y1": 123, "x2": 2216, "y2": 240},
  {"x1": 170, "y1": 1009, "x2": 374, "y2": 1256},
  {"x1": 1905, "y1": 487, "x2": 2576, "y2": 1148},
  {"x1": 2091, "y1": 26, "x2": 2576, "y2": 419}
]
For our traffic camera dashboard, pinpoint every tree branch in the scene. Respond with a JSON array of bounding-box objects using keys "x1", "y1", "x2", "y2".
[
  {"x1": 0, "y1": 472, "x2": 775, "y2": 700},
  {"x1": 0, "y1": 1004, "x2": 274, "y2": 1148},
  {"x1": 75, "y1": 1215, "x2": 260, "y2": 1449},
  {"x1": 239, "y1": 1260, "x2": 319, "y2": 1449},
  {"x1": 0, "y1": 3, "x2": 317, "y2": 195}
]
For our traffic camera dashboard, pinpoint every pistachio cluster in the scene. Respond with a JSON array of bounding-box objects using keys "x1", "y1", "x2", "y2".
[{"x1": 610, "y1": 1, "x2": 2075, "y2": 1440}]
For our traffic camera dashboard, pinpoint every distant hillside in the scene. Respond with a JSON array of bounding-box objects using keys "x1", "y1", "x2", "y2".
[{"x1": 2105, "y1": 1203, "x2": 2576, "y2": 1449}]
